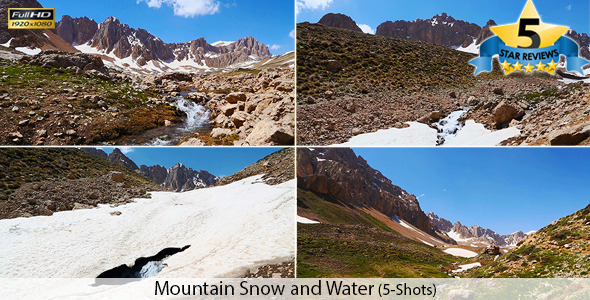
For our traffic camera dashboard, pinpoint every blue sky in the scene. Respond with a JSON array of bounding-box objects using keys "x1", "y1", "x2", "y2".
[
  {"x1": 297, "y1": 0, "x2": 590, "y2": 35},
  {"x1": 41, "y1": 0, "x2": 294, "y2": 54},
  {"x1": 98, "y1": 147, "x2": 281, "y2": 177},
  {"x1": 353, "y1": 148, "x2": 590, "y2": 235}
]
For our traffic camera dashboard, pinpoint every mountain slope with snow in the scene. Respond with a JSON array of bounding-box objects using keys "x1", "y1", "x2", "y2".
[{"x1": 0, "y1": 176, "x2": 294, "y2": 278}]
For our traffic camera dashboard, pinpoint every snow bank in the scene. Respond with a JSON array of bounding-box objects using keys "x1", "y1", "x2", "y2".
[
  {"x1": 297, "y1": 216, "x2": 320, "y2": 224},
  {"x1": 15, "y1": 47, "x2": 41, "y2": 55},
  {"x1": 443, "y1": 248, "x2": 478, "y2": 258},
  {"x1": 335, "y1": 122, "x2": 438, "y2": 146},
  {"x1": 443, "y1": 120, "x2": 520, "y2": 146},
  {"x1": 0, "y1": 176, "x2": 295, "y2": 278},
  {"x1": 452, "y1": 262, "x2": 481, "y2": 273}
]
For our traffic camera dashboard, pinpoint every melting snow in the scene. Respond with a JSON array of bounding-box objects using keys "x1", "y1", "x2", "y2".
[
  {"x1": 418, "y1": 239, "x2": 434, "y2": 247},
  {"x1": 335, "y1": 122, "x2": 438, "y2": 146},
  {"x1": 0, "y1": 38, "x2": 13, "y2": 47},
  {"x1": 452, "y1": 262, "x2": 481, "y2": 273},
  {"x1": 0, "y1": 176, "x2": 295, "y2": 278},
  {"x1": 211, "y1": 41, "x2": 234, "y2": 47},
  {"x1": 444, "y1": 248, "x2": 478, "y2": 258},
  {"x1": 443, "y1": 120, "x2": 521, "y2": 146},
  {"x1": 297, "y1": 216, "x2": 320, "y2": 224},
  {"x1": 15, "y1": 47, "x2": 41, "y2": 55}
]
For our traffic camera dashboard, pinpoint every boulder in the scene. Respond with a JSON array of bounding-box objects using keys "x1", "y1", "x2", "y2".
[
  {"x1": 110, "y1": 172, "x2": 125, "y2": 183},
  {"x1": 245, "y1": 120, "x2": 294, "y2": 145},
  {"x1": 225, "y1": 92, "x2": 247, "y2": 104},
  {"x1": 484, "y1": 245, "x2": 501, "y2": 256},
  {"x1": 492, "y1": 100, "x2": 525, "y2": 128},
  {"x1": 548, "y1": 123, "x2": 590, "y2": 145}
]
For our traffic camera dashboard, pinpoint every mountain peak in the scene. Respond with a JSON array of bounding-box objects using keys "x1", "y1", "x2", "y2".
[{"x1": 318, "y1": 13, "x2": 363, "y2": 33}]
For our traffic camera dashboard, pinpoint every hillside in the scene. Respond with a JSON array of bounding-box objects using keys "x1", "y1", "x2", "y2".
[
  {"x1": 464, "y1": 204, "x2": 590, "y2": 278},
  {"x1": 0, "y1": 148, "x2": 161, "y2": 219},
  {"x1": 216, "y1": 148, "x2": 294, "y2": 186},
  {"x1": 298, "y1": 189, "x2": 461, "y2": 278}
]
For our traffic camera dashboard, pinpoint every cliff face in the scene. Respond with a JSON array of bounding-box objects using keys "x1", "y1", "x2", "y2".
[
  {"x1": 297, "y1": 148, "x2": 437, "y2": 236},
  {"x1": 163, "y1": 163, "x2": 218, "y2": 192}
]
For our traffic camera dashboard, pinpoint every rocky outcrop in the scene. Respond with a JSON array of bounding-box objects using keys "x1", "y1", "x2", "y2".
[
  {"x1": 54, "y1": 16, "x2": 98, "y2": 45},
  {"x1": 80, "y1": 148, "x2": 108, "y2": 160},
  {"x1": 376, "y1": 13, "x2": 481, "y2": 48},
  {"x1": 107, "y1": 148, "x2": 138, "y2": 170},
  {"x1": 297, "y1": 148, "x2": 438, "y2": 237},
  {"x1": 318, "y1": 13, "x2": 363, "y2": 32},
  {"x1": 138, "y1": 164, "x2": 167, "y2": 185},
  {"x1": 427, "y1": 212, "x2": 453, "y2": 232},
  {"x1": 20, "y1": 50, "x2": 109, "y2": 75},
  {"x1": 163, "y1": 163, "x2": 218, "y2": 192},
  {"x1": 186, "y1": 68, "x2": 294, "y2": 146},
  {"x1": 216, "y1": 148, "x2": 294, "y2": 186}
]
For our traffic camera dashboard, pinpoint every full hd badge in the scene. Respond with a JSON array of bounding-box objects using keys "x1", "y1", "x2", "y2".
[
  {"x1": 8, "y1": 8, "x2": 55, "y2": 29},
  {"x1": 470, "y1": 0, "x2": 588, "y2": 76}
]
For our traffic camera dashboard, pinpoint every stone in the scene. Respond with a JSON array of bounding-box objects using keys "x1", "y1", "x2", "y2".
[
  {"x1": 231, "y1": 111, "x2": 249, "y2": 127},
  {"x1": 548, "y1": 123, "x2": 590, "y2": 145},
  {"x1": 211, "y1": 128, "x2": 232, "y2": 138},
  {"x1": 492, "y1": 100, "x2": 525, "y2": 128},
  {"x1": 65, "y1": 129, "x2": 76, "y2": 136},
  {"x1": 245, "y1": 120, "x2": 294, "y2": 145},
  {"x1": 110, "y1": 172, "x2": 125, "y2": 183},
  {"x1": 484, "y1": 245, "x2": 501, "y2": 256},
  {"x1": 225, "y1": 92, "x2": 247, "y2": 104},
  {"x1": 493, "y1": 88, "x2": 504, "y2": 95},
  {"x1": 326, "y1": 60, "x2": 342, "y2": 72}
]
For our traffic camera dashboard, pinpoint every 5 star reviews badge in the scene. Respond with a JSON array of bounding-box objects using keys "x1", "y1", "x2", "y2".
[{"x1": 470, "y1": 0, "x2": 588, "y2": 76}]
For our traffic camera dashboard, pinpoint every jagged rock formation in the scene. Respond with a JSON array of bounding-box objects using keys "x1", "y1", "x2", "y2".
[
  {"x1": 138, "y1": 165, "x2": 167, "y2": 185},
  {"x1": 427, "y1": 213, "x2": 527, "y2": 246},
  {"x1": 80, "y1": 147, "x2": 108, "y2": 160},
  {"x1": 20, "y1": 50, "x2": 109, "y2": 76},
  {"x1": 376, "y1": 13, "x2": 481, "y2": 48},
  {"x1": 216, "y1": 148, "x2": 294, "y2": 186},
  {"x1": 297, "y1": 148, "x2": 438, "y2": 237},
  {"x1": 318, "y1": 13, "x2": 363, "y2": 32},
  {"x1": 427, "y1": 212, "x2": 453, "y2": 232},
  {"x1": 163, "y1": 163, "x2": 218, "y2": 192},
  {"x1": 54, "y1": 15, "x2": 272, "y2": 71},
  {"x1": 0, "y1": 0, "x2": 77, "y2": 52},
  {"x1": 54, "y1": 16, "x2": 98, "y2": 45},
  {"x1": 106, "y1": 148, "x2": 138, "y2": 170}
]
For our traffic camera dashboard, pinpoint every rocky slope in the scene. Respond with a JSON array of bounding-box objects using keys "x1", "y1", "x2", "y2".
[
  {"x1": 0, "y1": 148, "x2": 161, "y2": 219},
  {"x1": 0, "y1": 0, "x2": 77, "y2": 53},
  {"x1": 297, "y1": 148, "x2": 442, "y2": 238},
  {"x1": 318, "y1": 13, "x2": 363, "y2": 32},
  {"x1": 217, "y1": 148, "x2": 294, "y2": 186},
  {"x1": 55, "y1": 15, "x2": 272, "y2": 73},
  {"x1": 465, "y1": 204, "x2": 590, "y2": 278},
  {"x1": 82, "y1": 147, "x2": 219, "y2": 191},
  {"x1": 178, "y1": 68, "x2": 294, "y2": 146}
]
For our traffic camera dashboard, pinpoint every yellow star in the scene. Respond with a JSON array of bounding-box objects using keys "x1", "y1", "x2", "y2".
[
  {"x1": 535, "y1": 61, "x2": 546, "y2": 71},
  {"x1": 546, "y1": 60, "x2": 558, "y2": 70},
  {"x1": 513, "y1": 61, "x2": 523, "y2": 71},
  {"x1": 491, "y1": 0, "x2": 569, "y2": 48},
  {"x1": 524, "y1": 63, "x2": 534, "y2": 73},
  {"x1": 500, "y1": 60, "x2": 512, "y2": 70}
]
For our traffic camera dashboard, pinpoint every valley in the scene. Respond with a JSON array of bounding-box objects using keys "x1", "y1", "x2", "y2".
[
  {"x1": 296, "y1": 13, "x2": 590, "y2": 146},
  {"x1": 0, "y1": 0, "x2": 294, "y2": 146},
  {"x1": 297, "y1": 148, "x2": 590, "y2": 278},
  {"x1": 0, "y1": 147, "x2": 296, "y2": 278}
]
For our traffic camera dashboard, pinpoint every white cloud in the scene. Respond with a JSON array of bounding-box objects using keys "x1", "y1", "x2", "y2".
[
  {"x1": 138, "y1": 0, "x2": 220, "y2": 17},
  {"x1": 289, "y1": 29, "x2": 296, "y2": 39},
  {"x1": 357, "y1": 23, "x2": 375, "y2": 34},
  {"x1": 296, "y1": 0, "x2": 333, "y2": 14},
  {"x1": 119, "y1": 147, "x2": 135, "y2": 154},
  {"x1": 270, "y1": 44, "x2": 281, "y2": 51},
  {"x1": 566, "y1": 4, "x2": 572, "y2": 10},
  {"x1": 417, "y1": 193, "x2": 425, "y2": 199}
]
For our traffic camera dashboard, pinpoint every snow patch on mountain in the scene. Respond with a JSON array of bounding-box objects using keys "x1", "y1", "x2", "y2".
[{"x1": 0, "y1": 176, "x2": 294, "y2": 278}]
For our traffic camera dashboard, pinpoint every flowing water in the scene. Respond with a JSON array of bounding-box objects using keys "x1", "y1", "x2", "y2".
[
  {"x1": 435, "y1": 108, "x2": 469, "y2": 146},
  {"x1": 114, "y1": 89, "x2": 211, "y2": 145}
]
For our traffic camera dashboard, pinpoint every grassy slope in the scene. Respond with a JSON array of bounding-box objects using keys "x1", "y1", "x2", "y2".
[
  {"x1": 297, "y1": 189, "x2": 461, "y2": 278},
  {"x1": 0, "y1": 60, "x2": 181, "y2": 144},
  {"x1": 296, "y1": 22, "x2": 479, "y2": 101},
  {"x1": 464, "y1": 204, "x2": 590, "y2": 278},
  {"x1": 0, "y1": 148, "x2": 158, "y2": 200}
]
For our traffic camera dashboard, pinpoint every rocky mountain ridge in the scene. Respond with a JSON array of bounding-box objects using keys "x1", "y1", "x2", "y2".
[
  {"x1": 54, "y1": 15, "x2": 272, "y2": 72},
  {"x1": 318, "y1": 13, "x2": 363, "y2": 33},
  {"x1": 297, "y1": 148, "x2": 440, "y2": 238},
  {"x1": 428, "y1": 212, "x2": 528, "y2": 247},
  {"x1": 81, "y1": 148, "x2": 219, "y2": 192}
]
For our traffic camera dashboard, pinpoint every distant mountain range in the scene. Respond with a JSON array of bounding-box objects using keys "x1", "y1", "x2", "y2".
[
  {"x1": 427, "y1": 212, "x2": 528, "y2": 247},
  {"x1": 0, "y1": 0, "x2": 276, "y2": 73},
  {"x1": 81, "y1": 148, "x2": 219, "y2": 192},
  {"x1": 314, "y1": 12, "x2": 590, "y2": 60}
]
